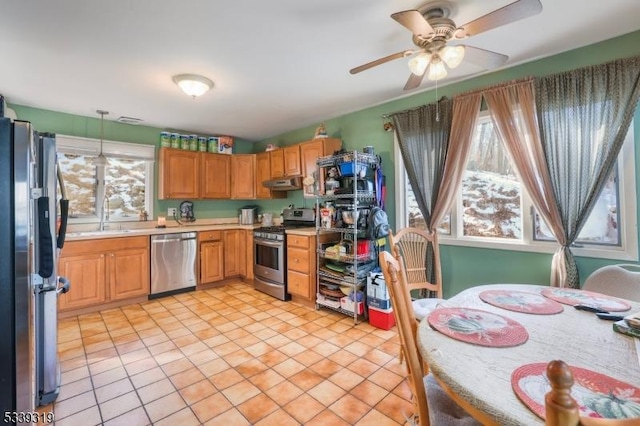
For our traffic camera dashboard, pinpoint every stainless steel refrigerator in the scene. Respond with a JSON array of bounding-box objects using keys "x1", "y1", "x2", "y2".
[{"x1": 0, "y1": 118, "x2": 70, "y2": 414}]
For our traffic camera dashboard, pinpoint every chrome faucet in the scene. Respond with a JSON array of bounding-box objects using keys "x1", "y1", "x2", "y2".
[{"x1": 100, "y1": 194, "x2": 110, "y2": 231}]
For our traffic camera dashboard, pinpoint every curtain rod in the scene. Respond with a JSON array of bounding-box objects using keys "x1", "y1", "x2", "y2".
[{"x1": 381, "y1": 96, "x2": 449, "y2": 119}]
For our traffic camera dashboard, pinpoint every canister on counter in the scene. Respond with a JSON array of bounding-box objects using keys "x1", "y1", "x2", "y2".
[
  {"x1": 170, "y1": 132, "x2": 180, "y2": 148},
  {"x1": 180, "y1": 134, "x2": 190, "y2": 150},
  {"x1": 198, "y1": 137, "x2": 207, "y2": 152},
  {"x1": 189, "y1": 134, "x2": 198, "y2": 151},
  {"x1": 207, "y1": 137, "x2": 218, "y2": 153},
  {"x1": 160, "y1": 132, "x2": 170, "y2": 148}
]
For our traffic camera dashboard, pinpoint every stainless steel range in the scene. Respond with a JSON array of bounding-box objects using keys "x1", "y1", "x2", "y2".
[{"x1": 253, "y1": 208, "x2": 315, "y2": 300}]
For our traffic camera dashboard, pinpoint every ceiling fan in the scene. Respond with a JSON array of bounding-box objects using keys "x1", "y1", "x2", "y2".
[{"x1": 350, "y1": 0, "x2": 543, "y2": 90}]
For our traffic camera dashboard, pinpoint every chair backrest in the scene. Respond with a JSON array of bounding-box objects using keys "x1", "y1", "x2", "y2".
[
  {"x1": 545, "y1": 360, "x2": 638, "y2": 426},
  {"x1": 379, "y1": 250, "x2": 430, "y2": 425},
  {"x1": 389, "y1": 228, "x2": 443, "y2": 298},
  {"x1": 583, "y1": 264, "x2": 640, "y2": 302}
]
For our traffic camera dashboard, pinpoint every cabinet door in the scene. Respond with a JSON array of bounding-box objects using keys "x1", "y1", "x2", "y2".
[
  {"x1": 201, "y1": 153, "x2": 231, "y2": 199},
  {"x1": 159, "y1": 148, "x2": 200, "y2": 199},
  {"x1": 287, "y1": 246, "x2": 310, "y2": 274},
  {"x1": 300, "y1": 138, "x2": 342, "y2": 197},
  {"x1": 108, "y1": 248, "x2": 149, "y2": 301},
  {"x1": 223, "y1": 230, "x2": 241, "y2": 277},
  {"x1": 270, "y1": 149, "x2": 284, "y2": 178},
  {"x1": 200, "y1": 241, "x2": 224, "y2": 284},
  {"x1": 255, "y1": 151, "x2": 272, "y2": 199},
  {"x1": 231, "y1": 155, "x2": 256, "y2": 199},
  {"x1": 287, "y1": 270, "x2": 310, "y2": 298},
  {"x1": 58, "y1": 253, "x2": 107, "y2": 310},
  {"x1": 245, "y1": 231, "x2": 254, "y2": 280},
  {"x1": 283, "y1": 145, "x2": 301, "y2": 176}
]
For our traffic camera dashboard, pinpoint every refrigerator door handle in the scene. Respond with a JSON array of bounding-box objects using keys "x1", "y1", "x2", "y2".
[
  {"x1": 56, "y1": 162, "x2": 69, "y2": 250},
  {"x1": 56, "y1": 276, "x2": 70, "y2": 295},
  {"x1": 37, "y1": 196, "x2": 54, "y2": 279}
]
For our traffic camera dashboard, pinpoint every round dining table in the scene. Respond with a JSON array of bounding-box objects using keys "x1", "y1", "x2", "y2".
[{"x1": 416, "y1": 284, "x2": 640, "y2": 425}]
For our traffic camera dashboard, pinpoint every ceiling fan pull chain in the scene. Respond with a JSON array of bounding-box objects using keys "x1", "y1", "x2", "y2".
[{"x1": 435, "y1": 79, "x2": 440, "y2": 122}]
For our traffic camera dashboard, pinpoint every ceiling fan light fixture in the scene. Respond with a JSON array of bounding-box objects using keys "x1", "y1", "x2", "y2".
[
  {"x1": 427, "y1": 57, "x2": 448, "y2": 81},
  {"x1": 440, "y1": 45, "x2": 465, "y2": 69},
  {"x1": 407, "y1": 52, "x2": 431, "y2": 76},
  {"x1": 172, "y1": 74, "x2": 213, "y2": 98}
]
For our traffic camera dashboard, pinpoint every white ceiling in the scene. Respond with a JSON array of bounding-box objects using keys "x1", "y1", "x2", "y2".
[{"x1": 2, "y1": 0, "x2": 640, "y2": 141}]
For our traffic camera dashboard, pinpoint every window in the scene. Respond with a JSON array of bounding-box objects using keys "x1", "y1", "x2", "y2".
[
  {"x1": 395, "y1": 114, "x2": 637, "y2": 261},
  {"x1": 57, "y1": 135, "x2": 155, "y2": 224}
]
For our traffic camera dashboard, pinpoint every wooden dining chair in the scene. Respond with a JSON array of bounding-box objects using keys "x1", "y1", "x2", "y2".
[
  {"x1": 545, "y1": 360, "x2": 639, "y2": 426},
  {"x1": 379, "y1": 250, "x2": 480, "y2": 426},
  {"x1": 389, "y1": 228, "x2": 446, "y2": 364}
]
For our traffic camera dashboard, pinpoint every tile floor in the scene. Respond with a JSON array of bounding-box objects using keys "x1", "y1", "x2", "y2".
[{"x1": 43, "y1": 281, "x2": 413, "y2": 425}]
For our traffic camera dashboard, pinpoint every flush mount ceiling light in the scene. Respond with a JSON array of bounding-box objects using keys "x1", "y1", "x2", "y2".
[
  {"x1": 172, "y1": 74, "x2": 213, "y2": 98},
  {"x1": 94, "y1": 109, "x2": 109, "y2": 166}
]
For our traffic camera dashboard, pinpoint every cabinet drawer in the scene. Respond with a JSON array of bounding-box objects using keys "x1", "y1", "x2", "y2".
[
  {"x1": 198, "y1": 230, "x2": 222, "y2": 242},
  {"x1": 287, "y1": 247, "x2": 310, "y2": 273},
  {"x1": 287, "y1": 270, "x2": 310, "y2": 298},
  {"x1": 287, "y1": 235, "x2": 310, "y2": 249}
]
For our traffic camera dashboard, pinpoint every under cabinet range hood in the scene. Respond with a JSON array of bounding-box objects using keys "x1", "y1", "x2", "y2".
[{"x1": 263, "y1": 177, "x2": 302, "y2": 191}]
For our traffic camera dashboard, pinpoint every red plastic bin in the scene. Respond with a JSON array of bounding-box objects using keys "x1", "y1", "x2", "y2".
[{"x1": 368, "y1": 306, "x2": 395, "y2": 330}]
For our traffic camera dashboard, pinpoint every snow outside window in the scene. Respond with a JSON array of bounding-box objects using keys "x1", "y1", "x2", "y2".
[
  {"x1": 57, "y1": 135, "x2": 155, "y2": 223},
  {"x1": 394, "y1": 115, "x2": 637, "y2": 261}
]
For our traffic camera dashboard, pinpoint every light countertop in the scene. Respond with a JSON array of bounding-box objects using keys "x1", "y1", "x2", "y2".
[{"x1": 65, "y1": 222, "x2": 260, "y2": 241}]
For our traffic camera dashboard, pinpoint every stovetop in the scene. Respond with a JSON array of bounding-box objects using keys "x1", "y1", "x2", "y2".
[{"x1": 253, "y1": 207, "x2": 315, "y2": 240}]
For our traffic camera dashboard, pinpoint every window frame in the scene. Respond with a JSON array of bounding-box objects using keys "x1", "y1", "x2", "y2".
[
  {"x1": 57, "y1": 134, "x2": 155, "y2": 224},
  {"x1": 394, "y1": 116, "x2": 637, "y2": 262}
]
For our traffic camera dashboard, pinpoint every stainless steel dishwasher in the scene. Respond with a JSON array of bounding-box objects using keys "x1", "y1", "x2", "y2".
[{"x1": 150, "y1": 232, "x2": 197, "y2": 298}]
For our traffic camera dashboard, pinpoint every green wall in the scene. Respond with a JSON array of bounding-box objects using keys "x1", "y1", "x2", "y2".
[{"x1": 10, "y1": 30, "x2": 640, "y2": 295}]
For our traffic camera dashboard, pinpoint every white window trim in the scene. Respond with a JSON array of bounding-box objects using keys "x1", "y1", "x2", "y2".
[
  {"x1": 393, "y1": 124, "x2": 638, "y2": 262},
  {"x1": 57, "y1": 134, "x2": 156, "y2": 223}
]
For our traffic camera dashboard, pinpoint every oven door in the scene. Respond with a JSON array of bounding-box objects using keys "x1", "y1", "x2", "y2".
[{"x1": 253, "y1": 237, "x2": 285, "y2": 284}]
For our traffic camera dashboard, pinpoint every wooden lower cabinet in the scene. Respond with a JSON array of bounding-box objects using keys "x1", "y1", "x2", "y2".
[
  {"x1": 199, "y1": 231, "x2": 224, "y2": 284},
  {"x1": 286, "y1": 234, "x2": 316, "y2": 300},
  {"x1": 224, "y1": 230, "x2": 242, "y2": 277},
  {"x1": 58, "y1": 236, "x2": 149, "y2": 312}
]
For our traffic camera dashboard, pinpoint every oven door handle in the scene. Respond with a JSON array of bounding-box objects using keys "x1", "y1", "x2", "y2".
[{"x1": 254, "y1": 239, "x2": 283, "y2": 248}]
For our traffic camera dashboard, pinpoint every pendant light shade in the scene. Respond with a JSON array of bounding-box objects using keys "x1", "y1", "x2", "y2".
[
  {"x1": 407, "y1": 45, "x2": 465, "y2": 81},
  {"x1": 94, "y1": 110, "x2": 109, "y2": 166},
  {"x1": 173, "y1": 74, "x2": 213, "y2": 98}
]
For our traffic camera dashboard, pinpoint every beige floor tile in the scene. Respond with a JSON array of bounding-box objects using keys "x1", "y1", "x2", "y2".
[
  {"x1": 191, "y1": 392, "x2": 233, "y2": 423},
  {"x1": 60, "y1": 365, "x2": 90, "y2": 385},
  {"x1": 198, "y1": 357, "x2": 230, "y2": 377},
  {"x1": 355, "y1": 408, "x2": 401, "y2": 426},
  {"x1": 310, "y1": 358, "x2": 343, "y2": 378},
  {"x1": 235, "y1": 358, "x2": 269, "y2": 378},
  {"x1": 253, "y1": 408, "x2": 299, "y2": 426},
  {"x1": 60, "y1": 355, "x2": 87, "y2": 373},
  {"x1": 257, "y1": 349, "x2": 289, "y2": 367},
  {"x1": 161, "y1": 357, "x2": 194, "y2": 376},
  {"x1": 154, "y1": 348, "x2": 185, "y2": 365},
  {"x1": 179, "y1": 379, "x2": 217, "y2": 405},
  {"x1": 137, "y1": 378, "x2": 175, "y2": 404},
  {"x1": 307, "y1": 380, "x2": 346, "y2": 406},
  {"x1": 221, "y1": 379, "x2": 261, "y2": 405},
  {"x1": 329, "y1": 393, "x2": 372, "y2": 424},
  {"x1": 351, "y1": 379, "x2": 390, "y2": 407},
  {"x1": 144, "y1": 391, "x2": 187, "y2": 423},
  {"x1": 222, "y1": 349, "x2": 254, "y2": 367},
  {"x1": 124, "y1": 356, "x2": 158, "y2": 376},
  {"x1": 91, "y1": 365, "x2": 128, "y2": 388},
  {"x1": 368, "y1": 367, "x2": 404, "y2": 391},
  {"x1": 210, "y1": 367, "x2": 244, "y2": 390},
  {"x1": 99, "y1": 390, "x2": 142, "y2": 421},
  {"x1": 283, "y1": 393, "x2": 325, "y2": 424},
  {"x1": 272, "y1": 358, "x2": 306, "y2": 378},
  {"x1": 204, "y1": 407, "x2": 251, "y2": 426},
  {"x1": 347, "y1": 357, "x2": 382, "y2": 378},
  {"x1": 130, "y1": 366, "x2": 167, "y2": 389},
  {"x1": 289, "y1": 369, "x2": 325, "y2": 391},
  {"x1": 248, "y1": 369, "x2": 286, "y2": 391},
  {"x1": 56, "y1": 377, "x2": 92, "y2": 402},
  {"x1": 363, "y1": 347, "x2": 395, "y2": 366},
  {"x1": 88, "y1": 356, "x2": 123, "y2": 375},
  {"x1": 169, "y1": 367, "x2": 206, "y2": 389},
  {"x1": 236, "y1": 393, "x2": 278, "y2": 424},
  {"x1": 94, "y1": 378, "x2": 134, "y2": 404},
  {"x1": 153, "y1": 407, "x2": 200, "y2": 426},
  {"x1": 53, "y1": 390, "x2": 96, "y2": 420},
  {"x1": 103, "y1": 406, "x2": 150, "y2": 426},
  {"x1": 53, "y1": 405, "x2": 102, "y2": 426},
  {"x1": 327, "y1": 348, "x2": 360, "y2": 367},
  {"x1": 86, "y1": 347, "x2": 118, "y2": 365},
  {"x1": 375, "y1": 392, "x2": 414, "y2": 424},
  {"x1": 264, "y1": 380, "x2": 303, "y2": 406},
  {"x1": 305, "y1": 408, "x2": 351, "y2": 426},
  {"x1": 329, "y1": 368, "x2": 365, "y2": 391},
  {"x1": 312, "y1": 341, "x2": 341, "y2": 357}
]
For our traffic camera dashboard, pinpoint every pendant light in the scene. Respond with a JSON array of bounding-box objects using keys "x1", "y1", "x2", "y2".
[{"x1": 94, "y1": 110, "x2": 109, "y2": 166}]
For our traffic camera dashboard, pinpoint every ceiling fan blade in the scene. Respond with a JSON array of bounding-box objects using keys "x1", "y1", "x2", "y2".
[
  {"x1": 463, "y1": 46, "x2": 508, "y2": 70},
  {"x1": 391, "y1": 10, "x2": 434, "y2": 38},
  {"x1": 350, "y1": 50, "x2": 413, "y2": 74},
  {"x1": 403, "y1": 71, "x2": 425, "y2": 91},
  {"x1": 457, "y1": 0, "x2": 542, "y2": 39}
]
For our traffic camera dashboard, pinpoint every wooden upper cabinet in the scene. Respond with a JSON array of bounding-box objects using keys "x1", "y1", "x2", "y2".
[
  {"x1": 270, "y1": 149, "x2": 285, "y2": 178},
  {"x1": 255, "y1": 151, "x2": 272, "y2": 199},
  {"x1": 231, "y1": 154, "x2": 256, "y2": 199},
  {"x1": 201, "y1": 152, "x2": 231, "y2": 199},
  {"x1": 300, "y1": 138, "x2": 342, "y2": 197},
  {"x1": 159, "y1": 148, "x2": 200, "y2": 199},
  {"x1": 283, "y1": 145, "x2": 301, "y2": 176}
]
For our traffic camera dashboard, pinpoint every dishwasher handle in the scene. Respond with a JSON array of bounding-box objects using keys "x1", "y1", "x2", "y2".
[
  {"x1": 151, "y1": 232, "x2": 197, "y2": 243},
  {"x1": 152, "y1": 237, "x2": 193, "y2": 243}
]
